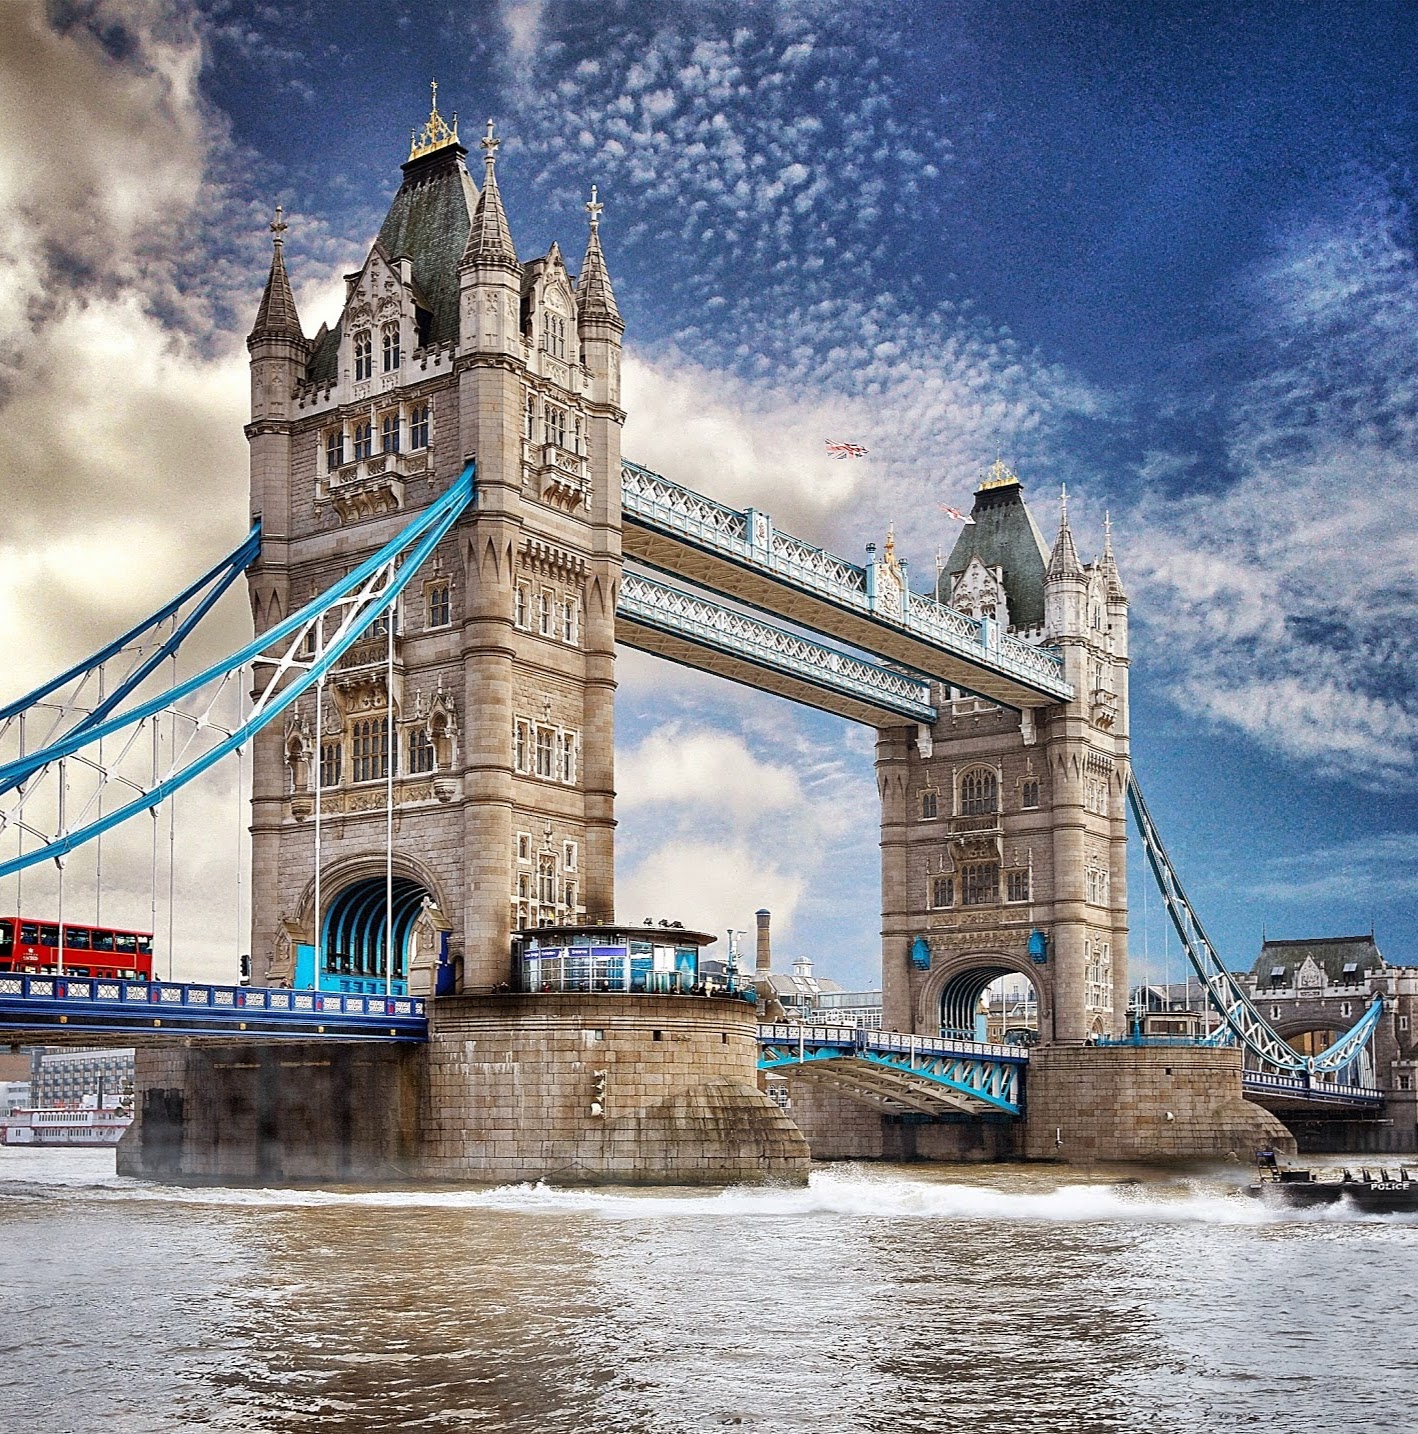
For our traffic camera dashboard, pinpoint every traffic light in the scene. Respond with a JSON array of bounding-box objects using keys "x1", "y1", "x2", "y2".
[{"x1": 590, "y1": 1069, "x2": 607, "y2": 1116}]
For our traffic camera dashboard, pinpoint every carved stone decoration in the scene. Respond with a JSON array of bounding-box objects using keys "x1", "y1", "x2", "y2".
[
  {"x1": 949, "y1": 555, "x2": 1011, "y2": 626},
  {"x1": 270, "y1": 919, "x2": 304, "y2": 987}
]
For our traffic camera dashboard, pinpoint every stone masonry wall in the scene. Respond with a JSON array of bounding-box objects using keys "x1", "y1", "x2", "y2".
[
  {"x1": 118, "y1": 1042, "x2": 423, "y2": 1183},
  {"x1": 1022, "y1": 1045, "x2": 1295, "y2": 1163},
  {"x1": 423, "y1": 993, "x2": 809, "y2": 1184}
]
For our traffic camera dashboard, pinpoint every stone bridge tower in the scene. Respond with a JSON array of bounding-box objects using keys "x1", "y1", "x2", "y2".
[
  {"x1": 878, "y1": 463, "x2": 1131, "y2": 1044},
  {"x1": 244, "y1": 96, "x2": 623, "y2": 993}
]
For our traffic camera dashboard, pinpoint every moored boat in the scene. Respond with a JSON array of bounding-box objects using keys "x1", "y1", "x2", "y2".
[
  {"x1": 1248, "y1": 1149, "x2": 1418, "y2": 1212},
  {"x1": 2, "y1": 1107, "x2": 133, "y2": 1148}
]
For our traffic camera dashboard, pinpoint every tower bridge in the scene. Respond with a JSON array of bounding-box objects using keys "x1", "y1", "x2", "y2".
[{"x1": 0, "y1": 93, "x2": 1403, "y2": 1181}]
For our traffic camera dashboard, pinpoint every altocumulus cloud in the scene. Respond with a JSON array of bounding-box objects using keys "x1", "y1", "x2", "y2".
[{"x1": 1126, "y1": 174, "x2": 1418, "y2": 788}]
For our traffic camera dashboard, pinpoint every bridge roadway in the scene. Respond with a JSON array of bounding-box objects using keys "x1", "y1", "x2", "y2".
[
  {"x1": 619, "y1": 460, "x2": 1073, "y2": 712},
  {"x1": 757, "y1": 1023, "x2": 1028, "y2": 1117},
  {"x1": 0, "y1": 974, "x2": 427, "y2": 1044}
]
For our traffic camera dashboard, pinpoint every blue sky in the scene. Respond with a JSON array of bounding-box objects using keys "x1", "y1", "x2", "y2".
[{"x1": 2, "y1": 0, "x2": 1416, "y2": 985}]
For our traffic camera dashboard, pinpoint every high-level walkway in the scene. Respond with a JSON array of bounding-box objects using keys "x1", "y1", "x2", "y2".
[{"x1": 620, "y1": 461, "x2": 1072, "y2": 711}]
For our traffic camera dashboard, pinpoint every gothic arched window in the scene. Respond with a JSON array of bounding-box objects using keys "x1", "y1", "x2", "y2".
[
  {"x1": 353, "y1": 420, "x2": 373, "y2": 461},
  {"x1": 960, "y1": 767, "x2": 998, "y2": 816},
  {"x1": 353, "y1": 331, "x2": 373, "y2": 382},
  {"x1": 382, "y1": 324, "x2": 401, "y2": 372}
]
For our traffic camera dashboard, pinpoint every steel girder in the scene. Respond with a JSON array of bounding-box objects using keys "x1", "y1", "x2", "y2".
[
  {"x1": 1128, "y1": 773, "x2": 1383, "y2": 1079},
  {"x1": 758, "y1": 1024, "x2": 1025, "y2": 1116},
  {"x1": 616, "y1": 569, "x2": 938, "y2": 725},
  {"x1": 0, "y1": 466, "x2": 475, "y2": 877}
]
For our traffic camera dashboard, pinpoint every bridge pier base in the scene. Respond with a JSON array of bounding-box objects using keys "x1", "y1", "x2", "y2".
[
  {"x1": 118, "y1": 1042, "x2": 424, "y2": 1183},
  {"x1": 422, "y1": 994, "x2": 808, "y2": 1185},
  {"x1": 1021, "y1": 1045, "x2": 1295, "y2": 1163}
]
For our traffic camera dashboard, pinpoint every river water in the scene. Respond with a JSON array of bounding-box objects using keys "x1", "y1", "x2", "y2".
[{"x1": 2, "y1": 1149, "x2": 1414, "y2": 1433}]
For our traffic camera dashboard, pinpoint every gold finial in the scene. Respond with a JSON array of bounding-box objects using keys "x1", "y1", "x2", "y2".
[
  {"x1": 586, "y1": 184, "x2": 604, "y2": 230},
  {"x1": 481, "y1": 118, "x2": 500, "y2": 167},
  {"x1": 408, "y1": 80, "x2": 460, "y2": 161},
  {"x1": 269, "y1": 204, "x2": 287, "y2": 245},
  {"x1": 980, "y1": 456, "x2": 1020, "y2": 490}
]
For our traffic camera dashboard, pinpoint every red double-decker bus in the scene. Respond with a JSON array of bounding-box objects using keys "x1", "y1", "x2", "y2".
[{"x1": 0, "y1": 918, "x2": 154, "y2": 981}]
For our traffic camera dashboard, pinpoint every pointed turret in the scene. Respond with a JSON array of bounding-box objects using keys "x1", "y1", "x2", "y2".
[
  {"x1": 577, "y1": 186, "x2": 622, "y2": 329},
  {"x1": 461, "y1": 119, "x2": 518, "y2": 269},
  {"x1": 249, "y1": 206, "x2": 305, "y2": 343},
  {"x1": 1098, "y1": 512, "x2": 1128, "y2": 602},
  {"x1": 1045, "y1": 484, "x2": 1084, "y2": 581}
]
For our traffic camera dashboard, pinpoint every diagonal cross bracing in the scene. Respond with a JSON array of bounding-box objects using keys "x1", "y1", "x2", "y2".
[
  {"x1": 621, "y1": 461, "x2": 1072, "y2": 709},
  {"x1": 1128, "y1": 772, "x2": 1384, "y2": 1079},
  {"x1": 0, "y1": 525, "x2": 262, "y2": 792},
  {"x1": 757, "y1": 1023, "x2": 1026, "y2": 1116},
  {"x1": 617, "y1": 570, "x2": 938, "y2": 725},
  {"x1": 0, "y1": 466, "x2": 475, "y2": 877}
]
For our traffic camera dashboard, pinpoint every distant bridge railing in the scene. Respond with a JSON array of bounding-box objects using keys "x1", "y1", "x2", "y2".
[
  {"x1": 757, "y1": 1022, "x2": 1027, "y2": 1115},
  {"x1": 1240, "y1": 1070, "x2": 1384, "y2": 1108},
  {"x1": 621, "y1": 461, "x2": 1071, "y2": 700},
  {"x1": 0, "y1": 975, "x2": 428, "y2": 1042}
]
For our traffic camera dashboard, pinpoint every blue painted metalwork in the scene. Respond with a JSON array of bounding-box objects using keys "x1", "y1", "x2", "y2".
[
  {"x1": 0, "y1": 466, "x2": 475, "y2": 876},
  {"x1": 1241, "y1": 1070, "x2": 1384, "y2": 1108},
  {"x1": 621, "y1": 460, "x2": 1072, "y2": 701},
  {"x1": 910, "y1": 936, "x2": 931, "y2": 971},
  {"x1": 1128, "y1": 772, "x2": 1384, "y2": 1079},
  {"x1": 319, "y1": 876, "x2": 429, "y2": 995},
  {"x1": 618, "y1": 570, "x2": 937, "y2": 722},
  {"x1": 757, "y1": 1022, "x2": 1026, "y2": 1115},
  {"x1": 1028, "y1": 930, "x2": 1048, "y2": 964},
  {"x1": 0, "y1": 973, "x2": 427, "y2": 1042},
  {"x1": 0, "y1": 525, "x2": 261, "y2": 733}
]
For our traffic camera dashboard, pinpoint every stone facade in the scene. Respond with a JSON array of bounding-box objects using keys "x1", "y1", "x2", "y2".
[
  {"x1": 1021, "y1": 1045, "x2": 1294, "y2": 1163},
  {"x1": 424, "y1": 994, "x2": 807, "y2": 1183},
  {"x1": 880, "y1": 470, "x2": 1130, "y2": 1045},
  {"x1": 245, "y1": 109, "x2": 622, "y2": 995}
]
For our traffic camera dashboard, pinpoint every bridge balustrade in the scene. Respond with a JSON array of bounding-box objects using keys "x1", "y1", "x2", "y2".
[{"x1": 0, "y1": 974, "x2": 426, "y2": 1040}]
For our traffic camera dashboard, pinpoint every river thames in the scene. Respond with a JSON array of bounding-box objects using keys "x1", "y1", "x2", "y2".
[{"x1": 3, "y1": 1149, "x2": 1414, "y2": 1433}]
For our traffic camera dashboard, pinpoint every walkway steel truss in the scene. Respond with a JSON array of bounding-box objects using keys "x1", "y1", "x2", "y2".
[
  {"x1": 0, "y1": 465, "x2": 475, "y2": 877},
  {"x1": 617, "y1": 571, "x2": 938, "y2": 725},
  {"x1": 622, "y1": 460, "x2": 1072, "y2": 708},
  {"x1": 758, "y1": 1023, "x2": 1026, "y2": 1116},
  {"x1": 1128, "y1": 773, "x2": 1383, "y2": 1080}
]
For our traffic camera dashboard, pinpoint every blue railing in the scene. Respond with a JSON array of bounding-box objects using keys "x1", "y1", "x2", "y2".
[{"x1": 0, "y1": 975, "x2": 428, "y2": 1041}]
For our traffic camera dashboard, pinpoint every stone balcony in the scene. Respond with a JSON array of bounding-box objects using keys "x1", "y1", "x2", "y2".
[
  {"x1": 322, "y1": 449, "x2": 430, "y2": 521},
  {"x1": 525, "y1": 441, "x2": 590, "y2": 510}
]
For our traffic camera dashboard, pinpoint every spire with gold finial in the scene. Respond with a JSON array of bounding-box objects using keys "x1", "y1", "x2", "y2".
[
  {"x1": 461, "y1": 118, "x2": 518, "y2": 267},
  {"x1": 1045, "y1": 482, "x2": 1083, "y2": 580},
  {"x1": 577, "y1": 183, "x2": 622, "y2": 327},
  {"x1": 409, "y1": 79, "x2": 460, "y2": 161},
  {"x1": 979, "y1": 456, "x2": 1021, "y2": 491},
  {"x1": 249, "y1": 203, "x2": 305, "y2": 344}
]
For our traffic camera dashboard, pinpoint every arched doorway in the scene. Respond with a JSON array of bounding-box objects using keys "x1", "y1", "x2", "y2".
[
  {"x1": 939, "y1": 965, "x2": 1041, "y2": 1046},
  {"x1": 321, "y1": 875, "x2": 433, "y2": 995}
]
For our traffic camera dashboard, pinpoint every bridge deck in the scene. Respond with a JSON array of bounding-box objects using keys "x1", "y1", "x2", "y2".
[
  {"x1": 0, "y1": 975, "x2": 427, "y2": 1044},
  {"x1": 758, "y1": 1023, "x2": 1027, "y2": 1117}
]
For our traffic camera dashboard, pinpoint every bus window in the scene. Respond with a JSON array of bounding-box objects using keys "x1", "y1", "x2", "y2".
[
  {"x1": 137, "y1": 936, "x2": 153, "y2": 956},
  {"x1": 115, "y1": 933, "x2": 137, "y2": 954},
  {"x1": 0, "y1": 924, "x2": 11, "y2": 952},
  {"x1": 65, "y1": 928, "x2": 91, "y2": 949},
  {"x1": 39, "y1": 925, "x2": 59, "y2": 947},
  {"x1": 93, "y1": 931, "x2": 114, "y2": 951},
  {"x1": 20, "y1": 924, "x2": 38, "y2": 944}
]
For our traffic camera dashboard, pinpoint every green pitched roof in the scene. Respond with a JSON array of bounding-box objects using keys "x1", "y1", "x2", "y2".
[
  {"x1": 307, "y1": 143, "x2": 477, "y2": 386},
  {"x1": 375, "y1": 144, "x2": 479, "y2": 346},
  {"x1": 938, "y1": 475, "x2": 1051, "y2": 631}
]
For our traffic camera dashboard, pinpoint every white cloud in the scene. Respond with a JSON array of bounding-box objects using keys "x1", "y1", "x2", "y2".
[
  {"x1": 1125, "y1": 179, "x2": 1418, "y2": 786},
  {"x1": 616, "y1": 724, "x2": 804, "y2": 817}
]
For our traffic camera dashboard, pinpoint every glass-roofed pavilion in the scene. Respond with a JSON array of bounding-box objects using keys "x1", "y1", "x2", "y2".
[{"x1": 514, "y1": 924, "x2": 755, "y2": 1001}]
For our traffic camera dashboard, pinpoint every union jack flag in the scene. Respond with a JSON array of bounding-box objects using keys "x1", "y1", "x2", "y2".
[
  {"x1": 825, "y1": 441, "x2": 869, "y2": 459},
  {"x1": 939, "y1": 504, "x2": 975, "y2": 524}
]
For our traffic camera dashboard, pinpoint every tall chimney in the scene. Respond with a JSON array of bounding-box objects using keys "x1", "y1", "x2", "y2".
[{"x1": 755, "y1": 909, "x2": 772, "y2": 976}]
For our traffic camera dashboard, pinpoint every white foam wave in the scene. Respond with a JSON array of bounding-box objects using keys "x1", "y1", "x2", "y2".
[{"x1": 0, "y1": 1159, "x2": 1405, "y2": 1226}]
